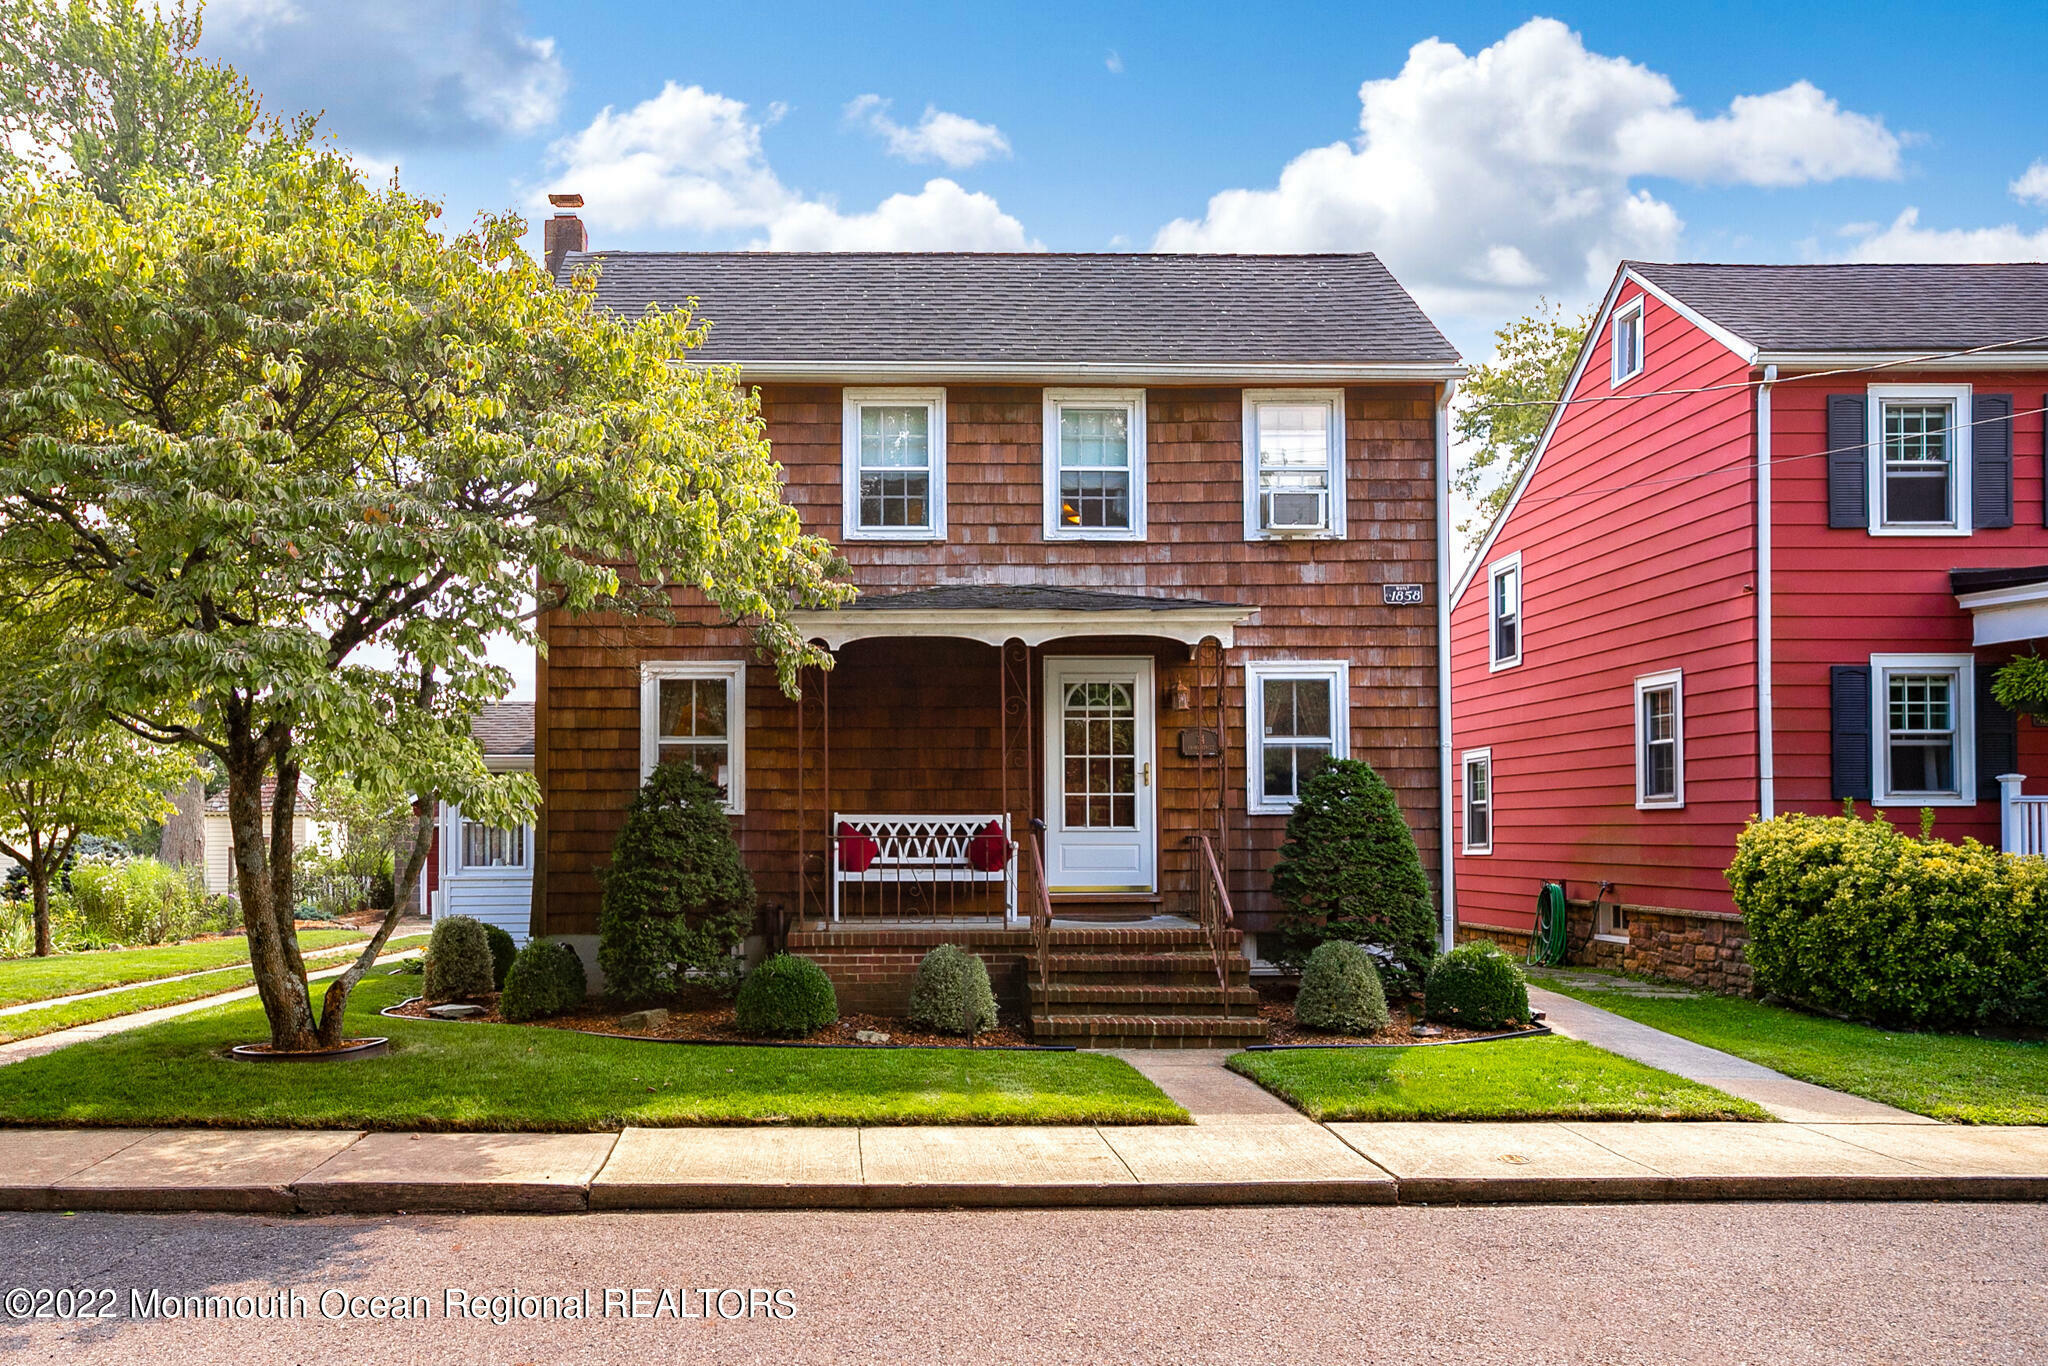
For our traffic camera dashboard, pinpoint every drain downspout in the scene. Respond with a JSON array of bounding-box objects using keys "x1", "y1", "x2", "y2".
[
  {"x1": 1756, "y1": 364, "x2": 1777, "y2": 819},
  {"x1": 1436, "y1": 379, "x2": 1458, "y2": 953}
]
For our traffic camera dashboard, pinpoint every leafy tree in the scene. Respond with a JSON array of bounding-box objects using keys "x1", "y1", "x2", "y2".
[
  {"x1": 0, "y1": 148, "x2": 846, "y2": 1047},
  {"x1": 0, "y1": 627, "x2": 194, "y2": 955},
  {"x1": 1452, "y1": 298, "x2": 1590, "y2": 539},
  {"x1": 0, "y1": 0, "x2": 307, "y2": 204},
  {"x1": 1268, "y1": 758, "x2": 1438, "y2": 989}
]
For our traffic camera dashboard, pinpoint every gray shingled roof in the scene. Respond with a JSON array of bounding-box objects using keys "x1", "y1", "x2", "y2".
[
  {"x1": 841, "y1": 586, "x2": 1244, "y2": 613},
  {"x1": 553, "y1": 252, "x2": 1459, "y2": 366},
  {"x1": 1629, "y1": 262, "x2": 2048, "y2": 353},
  {"x1": 471, "y1": 702, "x2": 534, "y2": 757}
]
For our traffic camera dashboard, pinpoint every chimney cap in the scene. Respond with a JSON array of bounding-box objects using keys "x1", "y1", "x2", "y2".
[{"x1": 548, "y1": 192, "x2": 584, "y2": 210}]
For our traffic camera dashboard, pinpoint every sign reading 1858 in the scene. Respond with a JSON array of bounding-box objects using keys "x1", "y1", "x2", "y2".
[{"x1": 1382, "y1": 583, "x2": 1425, "y2": 606}]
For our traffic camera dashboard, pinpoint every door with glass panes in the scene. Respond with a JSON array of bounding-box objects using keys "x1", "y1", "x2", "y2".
[{"x1": 1042, "y1": 658, "x2": 1156, "y2": 893}]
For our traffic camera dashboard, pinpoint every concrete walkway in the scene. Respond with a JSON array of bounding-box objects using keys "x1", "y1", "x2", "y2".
[
  {"x1": 1528, "y1": 985, "x2": 1933, "y2": 1123},
  {"x1": 0, "y1": 935, "x2": 398, "y2": 1019},
  {"x1": 0, "y1": 946, "x2": 424, "y2": 1066}
]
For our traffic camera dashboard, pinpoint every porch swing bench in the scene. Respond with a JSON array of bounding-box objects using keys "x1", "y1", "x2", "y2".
[{"x1": 829, "y1": 812, "x2": 1017, "y2": 922}]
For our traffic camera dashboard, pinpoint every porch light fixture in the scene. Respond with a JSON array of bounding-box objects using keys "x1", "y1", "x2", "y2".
[{"x1": 1163, "y1": 678, "x2": 1193, "y2": 713}]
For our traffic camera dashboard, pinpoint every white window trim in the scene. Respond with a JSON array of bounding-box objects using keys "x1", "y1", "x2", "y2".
[
  {"x1": 1487, "y1": 552, "x2": 1523, "y2": 672},
  {"x1": 1866, "y1": 383, "x2": 1972, "y2": 537},
  {"x1": 639, "y1": 660, "x2": 748, "y2": 815},
  {"x1": 1610, "y1": 296, "x2": 1645, "y2": 388},
  {"x1": 842, "y1": 387, "x2": 947, "y2": 542},
  {"x1": 1461, "y1": 748, "x2": 1493, "y2": 855},
  {"x1": 1633, "y1": 669, "x2": 1685, "y2": 810},
  {"x1": 1244, "y1": 660, "x2": 1351, "y2": 815},
  {"x1": 443, "y1": 804, "x2": 532, "y2": 879},
  {"x1": 1241, "y1": 388, "x2": 1346, "y2": 541},
  {"x1": 1870, "y1": 652, "x2": 1974, "y2": 808},
  {"x1": 1042, "y1": 388, "x2": 1146, "y2": 541}
]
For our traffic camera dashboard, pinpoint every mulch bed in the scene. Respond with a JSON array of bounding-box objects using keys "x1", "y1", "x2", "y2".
[
  {"x1": 386, "y1": 988, "x2": 1034, "y2": 1049},
  {"x1": 1254, "y1": 979, "x2": 1502, "y2": 1046}
]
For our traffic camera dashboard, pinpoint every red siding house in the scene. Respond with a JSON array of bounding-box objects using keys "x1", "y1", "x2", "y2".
[
  {"x1": 1450, "y1": 262, "x2": 2048, "y2": 988},
  {"x1": 533, "y1": 219, "x2": 1465, "y2": 1045}
]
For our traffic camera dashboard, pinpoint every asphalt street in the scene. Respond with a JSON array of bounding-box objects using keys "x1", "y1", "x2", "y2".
[{"x1": 3, "y1": 1202, "x2": 2044, "y2": 1364}]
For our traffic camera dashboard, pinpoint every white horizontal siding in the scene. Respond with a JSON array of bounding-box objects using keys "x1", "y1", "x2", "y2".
[{"x1": 437, "y1": 802, "x2": 534, "y2": 945}]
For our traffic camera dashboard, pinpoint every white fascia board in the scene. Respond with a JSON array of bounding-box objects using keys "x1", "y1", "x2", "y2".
[
  {"x1": 1448, "y1": 266, "x2": 1757, "y2": 609},
  {"x1": 1957, "y1": 581, "x2": 2048, "y2": 646},
  {"x1": 1755, "y1": 349, "x2": 2048, "y2": 373},
  {"x1": 785, "y1": 605, "x2": 1257, "y2": 651},
  {"x1": 724, "y1": 359, "x2": 1469, "y2": 385}
]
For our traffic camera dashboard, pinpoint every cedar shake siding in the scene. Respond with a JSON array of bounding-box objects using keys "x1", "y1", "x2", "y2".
[
  {"x1": 537, "y1": 381, "x2": 1450, "y2": 941},
  {"x1": 1454, "y1": 261, "x2": 2048, "y2": 969}
]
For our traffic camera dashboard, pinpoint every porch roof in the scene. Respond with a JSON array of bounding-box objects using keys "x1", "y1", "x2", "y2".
[
  {"x1": 788, "y1": 585, "x2": 1257, "y2": 649},
  {"x1": 1953, "y1": 564, "x2": 2048, "y2": 646}
]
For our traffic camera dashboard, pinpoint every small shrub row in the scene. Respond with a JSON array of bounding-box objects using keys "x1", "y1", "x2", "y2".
[
  {"x1": 907, "y1": 944, "x2": 997, "y2": 1036},
  {"x1": 1295, "y1": 940, "x2": 1390, "y2": 1034},
  {"x1": 1423, "y1": 940, "x2": 1531, "y2": 1031},
  {"x1": 1729, "y1": 810, "x2": 2048, "y2": 1029},
  {"x1": 423, "y1": 915, "x2": 496, "y2": 1002},
  {"x1": 735, "y1": 953, "x2": 837, "y2": 1037}
]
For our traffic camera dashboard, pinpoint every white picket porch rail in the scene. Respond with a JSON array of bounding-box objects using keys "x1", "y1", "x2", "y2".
[{"x1": 1997, "y1": 774, "x2": 2048, "y2": 856}]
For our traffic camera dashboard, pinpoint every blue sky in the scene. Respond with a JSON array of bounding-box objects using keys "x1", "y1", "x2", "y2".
[{"x1": 200, "y1": 0, "x2": 2048, "y2": 360}]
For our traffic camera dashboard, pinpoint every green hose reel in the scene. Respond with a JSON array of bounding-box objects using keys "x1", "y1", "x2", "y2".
[{"x1": 1529, "y1": 882, "x2": 1569, "y2": 967}]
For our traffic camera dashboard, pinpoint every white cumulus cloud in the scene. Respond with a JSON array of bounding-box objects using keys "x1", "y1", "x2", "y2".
[
  {"x1": 1153, "y1": 18, "x2": 1901, "y2": 319},
  {"x1": 843, "y1": 95, "x2": 1011, "y2": 169},
  {"x1": 2010, "y1": 160, "x2": 2048, "y2": 208},
  {"x1": 199, "y1": 0, "x2": 565, "y2": 145},
  {"x1": 1834, "y1": 208, "x2": 2048, "y2": 263},
  {"x1": 545, "y1": 83, "x2": 1035, "y2": 250}
]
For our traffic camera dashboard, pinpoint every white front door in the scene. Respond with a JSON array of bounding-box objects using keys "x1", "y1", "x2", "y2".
[{"x1": 1043, "y1": 657, "x2": 1156, "y2": 893}]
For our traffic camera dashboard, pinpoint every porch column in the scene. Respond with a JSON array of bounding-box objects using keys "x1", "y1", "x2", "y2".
[{"x1": 2000, "y1": 772, "x2": 2026, "y2": 853}]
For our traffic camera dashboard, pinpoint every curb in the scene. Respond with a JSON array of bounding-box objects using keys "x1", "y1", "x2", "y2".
[{"x1": 6, "y1": 1172, "x2": 2045, "y2": 1215}]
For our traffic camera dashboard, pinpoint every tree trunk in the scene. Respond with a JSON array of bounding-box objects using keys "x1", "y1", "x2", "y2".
[
  {"x1": 317, "y1": 791, "x2": 437, "y2": 1046},
  {"x1": 29, "y1": 856, "x2": 52, "y2": 959},
  {"x1": 159, "y1": 776, "x2": 206, "y2": 867},
  {"x1": 226, "y1": 743, "x2": 318, "y2": 1052}
]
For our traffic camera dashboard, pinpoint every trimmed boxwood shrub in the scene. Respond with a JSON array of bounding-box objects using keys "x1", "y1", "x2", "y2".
[
  {"x1": 499, "y1": 939, "x2": 589, "y2": 1022},
  {"x1": 423, "y1": 915, "x2": 495, "y2": 1002},
  {"x1": 598, "y1": 763, "x2": 756, "y2": 1002},
  {"x1": 907, "y1": 943, "x2": 999, "y2": 1036},
  {"x1": 1729, "y1": 810, "x2": 2048, "y2": 1029},
  {"x1": 484, "y1": 923, "x2": 517, "y2": 991},
  {"x1": 1268, "y1": 758, "x2": 1438, "y2": 989},
  {"x1": 734, "y1": 954, "x2": 837, "y2": 1037},
  {"x1": 1424, "y1": 940, "x2": 1530, "y2": 1030},
  {"x1": 1295, "y1": 940, "x2": 1391, "y2": 1034}
]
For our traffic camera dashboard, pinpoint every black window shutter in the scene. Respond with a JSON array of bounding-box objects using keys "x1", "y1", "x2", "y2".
[
  {"x1": 1830, "y1": 664, "x2": 1873, "y2": 801},
  {"x1": 1977, "y1": 664, "x2": 2019, "y2": 801},
  {"x1": 1974, "y1": 394, "x2": 2013, "y2": 529},
  {"x1": 1826, "y1": 395, "x2": 1869, "y2": 528}
]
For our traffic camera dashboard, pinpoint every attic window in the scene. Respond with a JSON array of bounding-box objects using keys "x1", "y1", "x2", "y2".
[{"x1": 1611, "y1": 297, "x2": 1645, "y2": 386}]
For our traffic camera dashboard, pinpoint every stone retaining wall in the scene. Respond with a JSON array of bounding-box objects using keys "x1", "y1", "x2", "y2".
[{"x1": 1456, "y1": 900, "x2": 1753, "y2": 995}]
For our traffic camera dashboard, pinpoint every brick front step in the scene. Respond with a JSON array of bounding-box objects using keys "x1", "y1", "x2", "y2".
[
  {"x1": 1029, "y1": 1013, "x2": 1268, "y2": 1048},
  {"x1": 1030, "y1": 984, "x2": 1262, "y2": 1017},
  {"x1": 1043, "y1": 952, "x2": 1251, "y2": 987}
]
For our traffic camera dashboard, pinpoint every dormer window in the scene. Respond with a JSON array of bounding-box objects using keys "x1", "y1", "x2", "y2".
[
  {"x1": 1243, "y1": 389, "x2": 1345, "y2": 540},
  {"x1": 843, "y1": 389, "x2": 946, "y2": 540},
  {"x1": 1611, "y1": 297, "x2": 1645, "y2": 386}
]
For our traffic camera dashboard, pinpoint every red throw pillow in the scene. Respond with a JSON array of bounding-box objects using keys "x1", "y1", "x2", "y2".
[
  {"x1": 836, "y1": 821, "x2": 880, "y2": 873},
  {"x1": 967, "y1": 820, "x2": 1008, "y2": 873}
]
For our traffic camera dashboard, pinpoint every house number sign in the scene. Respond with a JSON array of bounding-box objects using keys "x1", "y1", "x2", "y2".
[{"x1": 1382, "y1": 583, "x2": 1425, "y2": 606}]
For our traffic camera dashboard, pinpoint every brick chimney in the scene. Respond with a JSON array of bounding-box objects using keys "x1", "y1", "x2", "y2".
[{"x1": 543, "y1": 193, "x2": 587, "y2": 276}]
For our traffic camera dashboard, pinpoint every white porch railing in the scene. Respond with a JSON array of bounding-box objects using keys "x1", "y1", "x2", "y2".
[
  {"x1": 830, "y1": 813, "x2": 1017, "y2": 924},
  {"x1": 1998, "y1": 774, "x2": 2048, "y2": 855}
]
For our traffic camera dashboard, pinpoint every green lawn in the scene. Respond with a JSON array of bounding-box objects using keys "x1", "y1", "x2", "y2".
[
  {"x1": 1533, "y1": 970, "x2": 2048, "y2": 1125},
  {"x1": 0, "y1": 935, "x2": 428, "y2": 1046},
  {"x1": 0, "y1": 929, "x2": 367, "y2": 1007},
  {"x1": 0, "y1": 969, "x2": 1188, "y2": 1130},
  {"x1": 1229, "y1": 1036, "x2": 1770, "y2": 1122}
]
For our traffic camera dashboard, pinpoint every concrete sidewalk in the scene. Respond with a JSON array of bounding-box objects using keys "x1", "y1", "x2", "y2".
[
  {"x1": 3, "y1": 1118, "x2": 2044, "y2": 1214},
  {"x1": 1528, "y1": 985, "x2": 1932, "y2": 1124}
]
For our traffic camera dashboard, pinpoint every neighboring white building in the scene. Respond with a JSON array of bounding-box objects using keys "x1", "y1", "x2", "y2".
[
  {"x1": 200, "y1": 780, "x2": 338, "y2": 897},
  {"x1": 426, "y1": 703, "x2": 536, "y2": 945}
]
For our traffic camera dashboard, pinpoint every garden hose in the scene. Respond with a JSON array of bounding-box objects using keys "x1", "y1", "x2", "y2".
[{"x1": 1529, "y1": 882, "x2": 1569, "y2": 967}]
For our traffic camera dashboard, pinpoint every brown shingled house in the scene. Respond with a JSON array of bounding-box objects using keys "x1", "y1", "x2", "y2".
[{"x1": 533, "y1": 224, "x2": 1463, "y2": 1046}]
